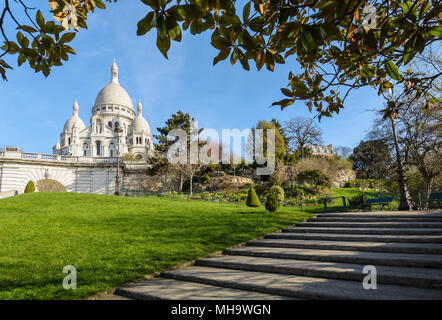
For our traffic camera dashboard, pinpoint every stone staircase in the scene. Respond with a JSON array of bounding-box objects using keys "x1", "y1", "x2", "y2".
[{"x1": 114, "y1": 212, "x2": 442, "y2": 300}]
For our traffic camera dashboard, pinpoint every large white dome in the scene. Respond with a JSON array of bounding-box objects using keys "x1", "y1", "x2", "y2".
[{"x1": 93, "y1": 60, "x2": 134, "y2": 110}]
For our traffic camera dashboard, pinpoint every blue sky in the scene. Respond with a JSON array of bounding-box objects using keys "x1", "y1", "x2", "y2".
[{"x1": 0, "y1": 1, "x2": 385, "y2": 154}]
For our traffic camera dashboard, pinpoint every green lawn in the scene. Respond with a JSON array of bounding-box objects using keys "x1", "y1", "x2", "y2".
[
  {"x1": 0, "y1": 192, "x2": 312, "y2": 300},
  {"x1": 298, "y1": 188, "x2": 398, "y2": 212}
]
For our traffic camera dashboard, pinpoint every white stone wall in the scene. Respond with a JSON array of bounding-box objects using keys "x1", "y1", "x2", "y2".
[{"x1": 0, "y1": 151, "x2": 122, "y2": 195}]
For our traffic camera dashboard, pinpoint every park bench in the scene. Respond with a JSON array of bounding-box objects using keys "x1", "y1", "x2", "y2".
[
  {"x1": 421, "y1": 192, "x2": 442, "y2": 209},
  {"x1": 364, "y1": 197, "x2": 394, "y2": 210}
]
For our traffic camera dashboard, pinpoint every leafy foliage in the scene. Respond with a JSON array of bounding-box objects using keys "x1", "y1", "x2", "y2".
[
  {"x1": 246, "y1": 185, "x2": 261, "y2": 207},
  {"x1": 24, "y1": 180, "x2": 35, "y2": 193},
  {"x1": 0, "y1": 0, "x2": 116, "y2": 80},
  {"x1": 350, "y1": 139, "x2": 393, "y2": 179},
  {"x1": 265, "y1": 192, "x2": 279, "y2": 212},
  {"x1": 296, "y1": 169, "x2": 331, "y2": 187},
  {"x1": 135, "y1": 0, "x2": 442, "y2": 117},
  {"x1": 1, "y1": 1, "x2": 439, "y2": 116},
  {"x1": 269, "y1": 184, "x2": 285, "y2": 201}
]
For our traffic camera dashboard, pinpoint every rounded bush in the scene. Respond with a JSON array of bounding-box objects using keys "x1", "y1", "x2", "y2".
[
  {"x1": 296, "y1": 170, "x2": 331, "y2": 188},
  {"x1": 24, "y1": 181, "x2": 35, "y2": 193},
  {"x1": 270, "y1": 185, "x2": 285, "y2": 201},
  {"x1": 246, "y1": 185, "x2": 261, "y2": 207},
  {"x1": 265, "y1": 193, "x2": 279, "y2": 212}
]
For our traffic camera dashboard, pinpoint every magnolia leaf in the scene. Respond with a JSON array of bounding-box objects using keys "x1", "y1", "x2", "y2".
[
  {"x1": 213, "y1": 47, "x2": 231, "y2": 65},
  {"x1": 385, "y1": 60, "x2": 400, "y2": 80},
  {"x1": 156, "y1": 33, "x2": 170, "y2": 59}
]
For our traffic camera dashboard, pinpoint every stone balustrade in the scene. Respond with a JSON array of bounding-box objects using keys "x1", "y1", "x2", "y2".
[{"x1": 0, "y1": 149, "x2": 119, "y2": 164}]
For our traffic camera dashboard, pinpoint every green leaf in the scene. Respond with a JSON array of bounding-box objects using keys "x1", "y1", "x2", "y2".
[
  {"x1": 166, "y1": 18, "x2": 181, "y2": 41},
  {"x1": 213, "y1": 47, "x2": 231, "y2": 65},
  {"x1": 243, "y1": 2, "x2": 251, "y2": 23},
  {"x1": 300, "y1": 27, "x2": 315, "y2": 51},
  {"x1": 429, "y1": 26, "x2": 442, "y2": 38},
  {"x1": 137, "y1": 12, "x2": 155, "y2": 36},
  {"x1": 95, "y1": 0, "x2": 106, "y2": 9},
  {"x1": 211, "y1": 36, "x2": 230, "y2": 50},
  {"x1": 385, "y1": 60, "x2": 400, "y2": 80},
  {"x1": 265, "y1": 51, "x2": 274, "y2": 71},
  {"x1": 59, "y1": 32, "x2": 76, "y2": 44},
  {"x1": 19, "y1": 25, "x2": 38, "y2": 33},
  {"x1": 156, "y1": 33, "x2": 170, "y2": 59},
  {"x1": 281, "y1": 88, "x2": 294, "y2": 97},
  {"x1": 36, "y1": 10, "x2": 45, "y2": 29}
]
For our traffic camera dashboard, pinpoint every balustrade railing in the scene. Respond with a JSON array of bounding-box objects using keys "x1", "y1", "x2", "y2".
[{"x1": 0, "y1": 149, "x2": 120, "y2": 164}]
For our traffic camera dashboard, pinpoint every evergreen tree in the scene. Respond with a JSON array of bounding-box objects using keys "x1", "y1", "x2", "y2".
[
  {"x1": 265, "y1": 193, "x2": 279, "y2": 213},
  {"x1": 24, "y1": 181, "x2": 35, "y2": 193},
  {"x1": 246, "y1": 185, "x2": 260, "y2": 207}
]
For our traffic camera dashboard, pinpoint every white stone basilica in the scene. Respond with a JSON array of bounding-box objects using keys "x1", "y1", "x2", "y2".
[{"x1": 53, "y1": 60, "x2": 154, "y2": 159}]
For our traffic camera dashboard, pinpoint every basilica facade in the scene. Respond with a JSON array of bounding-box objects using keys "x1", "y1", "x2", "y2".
[{"x1": 53, "y1": 61, "x2": 154, "y2": 159}]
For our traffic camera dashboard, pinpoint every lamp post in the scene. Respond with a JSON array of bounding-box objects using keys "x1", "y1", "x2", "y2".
[
  {"x1": 384, "y1": 88, "x2": 411, "y2": 211},
  {"x1": 114, "y1": 127, "x2": 123, "y2": 196}
]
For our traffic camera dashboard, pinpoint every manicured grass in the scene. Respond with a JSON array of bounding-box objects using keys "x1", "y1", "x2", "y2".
[
  {"x1": 0, "y1": 193, "x2": 312, "y2": 300},
  {"x1": 300, "y1": 188, "x2": 398, "y2": 212}
]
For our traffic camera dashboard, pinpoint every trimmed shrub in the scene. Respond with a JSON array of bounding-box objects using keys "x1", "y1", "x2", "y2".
[
  {"x1": 265, "y1": 193, "x2": 279, "y2": 212},
  {"x1": 296, "y1": 170, "x2": 331, "y2": 188},
  {"x1": 24, "y1": 181, "x2": 35, "y2": 193},
  {"x1": 270, "y1": 185, "x2": 285, "y2": 201},
  {"x1": 246, "y1": 186, "x2": 261, "y2": 207}
]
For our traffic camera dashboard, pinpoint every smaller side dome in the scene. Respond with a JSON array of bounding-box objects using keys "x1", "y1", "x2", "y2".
[
  {"x1": 64, "y1": 99, "x2": 86, "y2": 132},
  {"x1": 129, "y1": 101, "x2": 152, "y2": 135},
  {"x1": 54, "y1": 141, "x2": 61, "y2": 150}
]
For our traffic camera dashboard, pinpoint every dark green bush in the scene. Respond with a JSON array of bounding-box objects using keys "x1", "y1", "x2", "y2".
[
  {"x1": 24, "y1": 181, "x2": 35, "y2": 193},
  {"x1": 246, "y1": 185, "x2": 261, "y2": 207},
  {"x1": 296, "y1": 170, "x2": 331, "y2": 188},
  {"x1": 265, "y1": 193, "x2": 279, "y2": 212}
]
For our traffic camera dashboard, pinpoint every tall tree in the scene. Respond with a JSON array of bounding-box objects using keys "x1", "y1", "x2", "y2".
[
  {"x1": 1, "y1": 1, "x2": 440, "y2": 119},
  {"x1": 370, "y1": 98, "x2": 441, "y2": 202},
  {"x1": 284, "y1": 117, "x2": 322, "y2": 158},
  {"x1": 153, "y1": 110, "x2": 204, "y2": 192},
  {"x1": 350, "y1": 139, "x2": 393, "y2": 179},
  {"x1": 250, "y1": 120, "x2": 286, "y2": 165}
]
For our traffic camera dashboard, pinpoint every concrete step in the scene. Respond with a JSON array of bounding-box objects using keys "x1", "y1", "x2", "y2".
[
  {"x1": 283, "y1": 227, "x2": 442, "y2": 235},
  {"x1": 195, "y1": 255, "x2": 442, "y2": 289},
  {"x1": 161, "y1": 266, "x2": 442, "y2": 299},
  {"x1": 115, "y1": 278, "x2": 293, "y2": 300},
  {"x1": 247, "y1": 238, "x2": 442, "y2": 254},
  {"x1": 223, "y1": 246, "x2": 442, "y2": 268},
  {"x1": 296, "y1": 221, "x2": 442, "y2": 228},
  {"x1": 266, "y1": 232, "x2": 442, "y2": 243},
  {"x1": 310, "y1": 217, "x2": 442, "y2": 222},
  {"x1": 314, "y1": 213, "x2": 442, "y2": 218}
]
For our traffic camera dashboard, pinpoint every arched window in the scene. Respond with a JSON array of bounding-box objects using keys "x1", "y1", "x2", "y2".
[
  {"x1": 68, "y1": 138, "x2": 71, "y2": 145},
  {"x1": 96, "y1": 141, "x2": 101, "y2": 156},
  {"x1": 115, "y1": 122, "x2": 119, "y2": 129},
  {"x1": 108, "y1": 121, "x2": 112, "y2": 128},
  {"x1": 109, "y1": 142, "x2": 115, "y2": 157},
  {"x1": 97, "y1": 121, "x2": 103, "y2": 133},
  {"x1": 83, "y1": 143, "x2": 89, "y2": 156}
]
